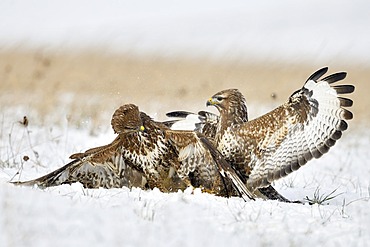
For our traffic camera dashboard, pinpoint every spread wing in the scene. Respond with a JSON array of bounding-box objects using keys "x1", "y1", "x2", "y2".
[
  {"x1": 166, "y1": 110, "x2": 219, "y2": 141},
  {"x1": 12, "y1": 136, "x2": 146, "y2": 189},
  {"x1": 165, "y1": 129, "x2": 253, "y2": 200},
  {"x1": 242, "y1": 67, "x2": 354, "y2": 189},
  {"x1": 197, "y1": 111, "x2": 219, "y2": 140}
]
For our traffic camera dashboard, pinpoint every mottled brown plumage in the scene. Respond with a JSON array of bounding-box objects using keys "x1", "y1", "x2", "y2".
[
  {"x1": 12, "y1": 104, "x2": 252, "y2": 200},
  {"x1": 168, "y1": 67, "x2": 354, "y2": 200},
  {"x1": 168, "y1": 89, "x2": 291, "y2": 201}
]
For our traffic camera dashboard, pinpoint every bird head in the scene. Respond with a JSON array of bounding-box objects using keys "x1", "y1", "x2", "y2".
[
  {"x1": 111, "y1": 104, "x2": 145, "y2": 134},
  {"x1": 206, "y1": 89, "x2": 243, "y2": 109},
  {"x1": 207, "y1": 95, "x2": 224, "y2": 108},
  {"x1": 206, "y1": 89, "x2": 248, "y2": 121}
]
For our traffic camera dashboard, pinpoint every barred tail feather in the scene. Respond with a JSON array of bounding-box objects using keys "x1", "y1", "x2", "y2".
[{"x1": 199, "y1": 136, "x2": 254, "y2": 201}]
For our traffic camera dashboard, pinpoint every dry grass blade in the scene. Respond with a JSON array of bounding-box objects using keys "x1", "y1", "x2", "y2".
[{"x1": 304, "y1": 187, "x2": 343, "y2": 205}]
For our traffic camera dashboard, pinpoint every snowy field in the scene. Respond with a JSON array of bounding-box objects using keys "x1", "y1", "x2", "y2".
[
  {"x1": 1, "y1": 106, "x2": 369, "y2": 247},
  {"x1": 1, "y1": 1, "x2": 370, "y2": 246}
]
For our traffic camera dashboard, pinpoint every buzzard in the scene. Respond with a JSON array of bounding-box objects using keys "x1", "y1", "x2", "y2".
[
  {"x1": 167, "y1": 67, "x2": 354, "y2": 199},
  {"x1": 168, "y1": 90, "x2": 292, "y2": 202},
  {"x1": 12, "y1": 104, "x2": 252, "y2": 200}
]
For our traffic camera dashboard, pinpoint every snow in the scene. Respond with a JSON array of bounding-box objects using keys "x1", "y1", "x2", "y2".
[
  {"x1": 1, "y1": 0, "x2": 370, "y2": 64},
  {"x1": 1, "y1": 107, "x2": 369, "y2": 247}
]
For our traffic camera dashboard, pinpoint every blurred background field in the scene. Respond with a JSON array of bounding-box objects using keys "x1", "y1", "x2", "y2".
[
  {"x1": 1, "y1": 0, "x2": 370, "y2": 129},
  {"x1": 1, "y1": 49, "x2": 369, "y2": 129}
]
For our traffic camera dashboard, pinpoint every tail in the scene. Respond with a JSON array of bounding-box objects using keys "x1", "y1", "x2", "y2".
[{"x1": 198, "y1": 135, "x2": 254, "y2": 201}]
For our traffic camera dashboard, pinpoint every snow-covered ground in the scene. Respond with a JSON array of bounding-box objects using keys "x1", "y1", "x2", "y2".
[{"x1": 1, "y1": 106, "x2": 369, "y2": 247}]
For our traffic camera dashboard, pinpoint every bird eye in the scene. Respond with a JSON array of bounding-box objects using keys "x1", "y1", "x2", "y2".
[{"x1": 216, "y1": 96, "x2": 223, "y2": 101}]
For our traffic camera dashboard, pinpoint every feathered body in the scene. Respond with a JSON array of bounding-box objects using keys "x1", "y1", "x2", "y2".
[
  {"x1": 168, "y1": 67, "x2": 354, "y2": 199},
  {"x1": 13, "y1": 104, "x2": 252, "y2": 200}
]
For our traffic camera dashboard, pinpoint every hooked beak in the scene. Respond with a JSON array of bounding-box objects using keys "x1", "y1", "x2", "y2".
[{"x1": 206, "y1": 97, "x2": 216, "y2": 107}]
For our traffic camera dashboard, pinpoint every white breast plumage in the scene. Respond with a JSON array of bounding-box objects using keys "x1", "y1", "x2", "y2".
[
  {"x1": 121, "y1": 134, "x2": 168, "y2": 176},
  {"x1": 217, "y1": 127, "x2": 238, "y2": 157}
]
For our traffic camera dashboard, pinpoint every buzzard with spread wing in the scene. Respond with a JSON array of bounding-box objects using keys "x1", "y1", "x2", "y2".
[
  {"x1": 12, "y1": 104, "x2": 252, "y2": 200},
  {"x1": 168, "y1": 67, "x2": 354, "y2": 199}
]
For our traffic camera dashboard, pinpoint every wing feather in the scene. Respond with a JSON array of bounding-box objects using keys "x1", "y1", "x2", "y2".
[
  {"x1": 197, "y1": 111, "x2": 219, "y2": 140},
  {"x1": 321, "y1": 72, "x2": 347, "y2": 84},
  {"x1": 199, "y1": 135, "x2": 254, "y2": 200},
  {"x1": 165, "y1": 130, "x2": 208, "y2": 177},
  {"x1": 333, "y1": 85, "x2": 355, "y2": 94},
  {"x1": 12, "y1": 136, "x2": 145, "y2": 189},
  {"x1": 305, "y1": 67, "x2": 328, "y2": 82},
  {"x1": 12, "y1": 152, "x2": 131, "y2": 189},
  {"x1": 166, "y1": 110, "x2": 219, "y2": 141},
  {"x1": 245, "y1": 69, "x2": 354, "y2": 189},
  {"x1": 166, "y1": 111, "x2": 195, "y2": 118},
  {"x1": 165, "y1": 130, "x2": 253, "y2": 200}
]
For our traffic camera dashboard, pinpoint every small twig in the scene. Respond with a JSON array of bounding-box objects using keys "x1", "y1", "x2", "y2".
[
  {"x1": 9, "y1": 156, "x2": 26, "y2": 182},
  {"x1": 345, "y1": 196, "x2": 370, "y2": 206},
  {"x1": 7, "y1": 122, "x2": 17, "y2": 166}
]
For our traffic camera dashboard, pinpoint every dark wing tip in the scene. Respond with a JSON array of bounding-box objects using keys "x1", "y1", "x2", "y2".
[
  {"x1": 333, "y1": 85, "x2": 355, "y2": 94},
  {"x1": 338, "y1": 97, "x2": 353, "y2": 107},
  {"x1": 161, "y1": 120, "x2": 179, "y2": 128},
  {"x1": 341, "y1": 109, "x2": 354, "y2": 120},
  {"x1": 306, "y1": 67, "x2": 329, "y2": 82},
  {"x1": 338, "y1": 120, "x2": 348, "y2": 131},
  {"x1": 166, "y1": 111, "x2": 194, "y2": 118},
  {"x1": 198, "y1": 111, "x2": 208, "y2": 117},
  {"x1": 317, "y1": 143, "x2": 330, "y2": 155},
  {"x1": 69, "y1": 153, "x2": 84, "y2": 159},
  {"x1": 332, "y1": 130, "x2": 343, "y2": 140},
  {"x1": 198, "y1": 110, "x2": 218, "y2": 117},
  {"x1": 325, "y1": 138, "x2": 337, "y2": 147},
  {"x1": 311, "y1": 149, "x2": 324, "y2": 159},
  {"x1": 10, "y1": 180, "x2": 39, "y2": 187},
  {"x1": 322, "y1": 72, "x2": 347, "y2": 84}
]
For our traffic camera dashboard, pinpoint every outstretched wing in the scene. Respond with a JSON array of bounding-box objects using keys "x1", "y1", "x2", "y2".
[
  {"x1": 243, "y1": 67, "x2": 354, "y2": 189},
  {"x1": 197, "y1": 111, "x2": 219, "y2": 140},
  {"x1": 165, "y1": 129, "x2": 253, "y2": 200},
  {"x1": 12, "y1": 136, "x2": 146, "y2": 189},
  {"x1": 166, "y1": 110, "x2": 219, "y2": 141}
]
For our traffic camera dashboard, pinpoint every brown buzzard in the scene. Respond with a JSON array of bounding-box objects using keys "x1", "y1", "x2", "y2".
[
  {"x1": 12, "y1": 104, "x2": 252, "y2": 200},
  {"x1": 167, "y1": 67, "x2": 354, "y2": 199}
]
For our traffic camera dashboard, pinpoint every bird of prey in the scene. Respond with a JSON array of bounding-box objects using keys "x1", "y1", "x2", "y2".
[
  {"x1": 167, "y1": 67, "x2": 354, "y2": 200},
  {"x1": 168, "y1": 90, "x2": 291, "y2": 202},
  {"x1": 12, "y1": 104, "x2": 252, "y2": 200}
]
